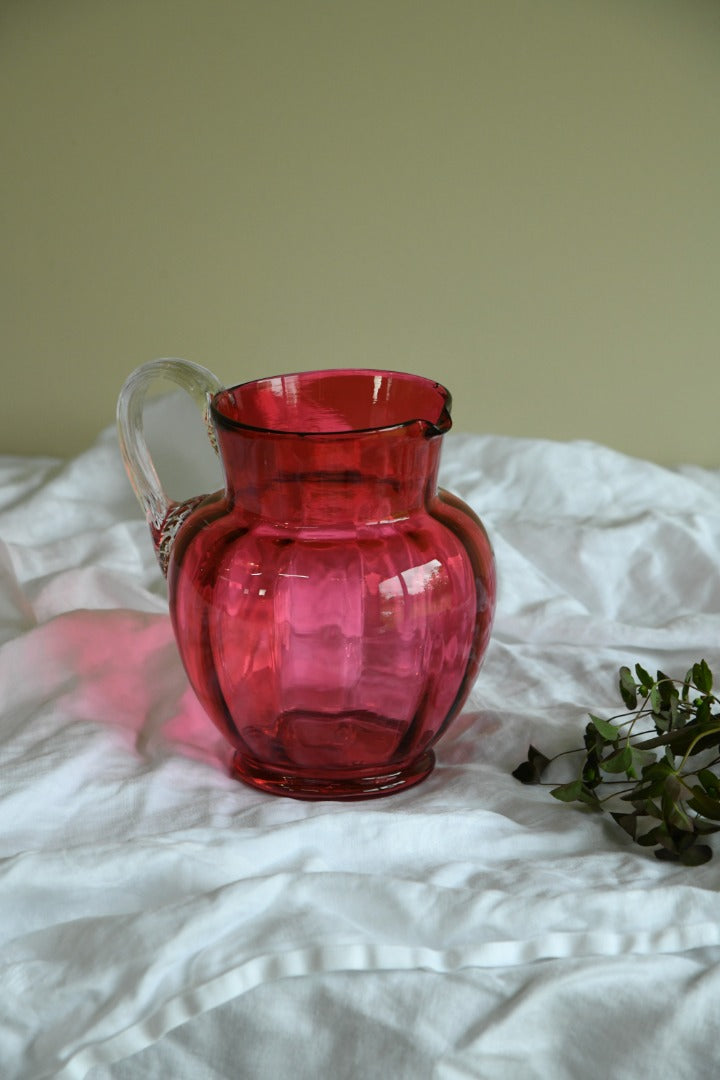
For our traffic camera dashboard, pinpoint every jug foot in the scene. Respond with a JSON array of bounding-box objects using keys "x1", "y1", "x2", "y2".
[{"x1": 231, "y1": 749, "x2": 435, "y2": 801}]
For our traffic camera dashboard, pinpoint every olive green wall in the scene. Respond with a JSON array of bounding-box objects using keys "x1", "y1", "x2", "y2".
[{"x1": 2, "y1": 0, "x2": 719, "y2": 463}]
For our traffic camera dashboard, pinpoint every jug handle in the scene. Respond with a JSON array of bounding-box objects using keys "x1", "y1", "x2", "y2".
[{"x1": 117, "y1": 357, "x2": 225, "y2": 574}]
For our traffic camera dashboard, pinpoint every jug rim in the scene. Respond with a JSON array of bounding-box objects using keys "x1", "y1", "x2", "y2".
[{"x1": 210, "y1": 367, "x2": 453, "y2": 438}]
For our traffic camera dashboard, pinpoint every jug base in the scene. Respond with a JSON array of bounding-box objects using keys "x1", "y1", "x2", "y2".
[{"x1": 231, "y1": 749, "x2": 436, "y2": 801}]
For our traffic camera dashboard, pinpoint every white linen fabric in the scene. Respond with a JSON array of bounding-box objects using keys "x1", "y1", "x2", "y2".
[{"x1": 2, "y1": 399, "x2": 720, "y2": 1079}]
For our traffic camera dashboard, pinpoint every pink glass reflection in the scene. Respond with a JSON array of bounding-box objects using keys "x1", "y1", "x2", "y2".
[{"x1": 162, "y1": 369, "x2": 495, "y2": 799}]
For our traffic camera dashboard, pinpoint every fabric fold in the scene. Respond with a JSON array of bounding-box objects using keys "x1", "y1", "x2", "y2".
[{"x1": 2, "y1": 415, "x2": 720, "y2": 1078}]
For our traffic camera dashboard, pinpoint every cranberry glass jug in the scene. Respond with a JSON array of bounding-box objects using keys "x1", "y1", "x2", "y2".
[{"x1": 118, "y1": 360, "x2": 496, "y2": 799}]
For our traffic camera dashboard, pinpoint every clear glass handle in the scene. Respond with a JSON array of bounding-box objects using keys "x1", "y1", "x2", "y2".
[{"x1": 117, "y1": 357, "x2": 224, "y2": 572}]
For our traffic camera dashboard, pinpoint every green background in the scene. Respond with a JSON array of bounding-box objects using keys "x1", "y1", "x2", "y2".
[{"x1": 3, "y1": 0, "x2": 719, "y2": 463}]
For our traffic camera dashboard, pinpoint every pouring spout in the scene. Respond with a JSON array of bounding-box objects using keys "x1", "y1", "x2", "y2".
[{"x1": 423, "y1": 395, "x2": 453, "y2": 438}]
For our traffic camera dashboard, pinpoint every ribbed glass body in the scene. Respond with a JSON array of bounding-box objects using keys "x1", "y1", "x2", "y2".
[{"x1": 164, "y1": 370, "x2": 496, "y2": 799}]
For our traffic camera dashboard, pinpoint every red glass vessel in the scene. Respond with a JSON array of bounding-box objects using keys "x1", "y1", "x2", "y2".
[{"x1": 118, "y1": 361, "x2": 496, "y2": 799}]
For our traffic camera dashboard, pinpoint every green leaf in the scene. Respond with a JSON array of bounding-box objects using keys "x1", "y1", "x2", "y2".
[
  {"x1": 654, "y1": 847, "x2": 681, "y2": 862},
  {"x1": 693, "y1": 659, "x2": 713, "y2": 695},
  {"x1": 634, "y1": 797, "x2": 663, "y2": 820},
  {"x1": 678, "y1": 843, "x2": 713, "y2": 866},
  {"x1": 641, "y1": 760, "x2": 675, "y2": 782},
  {"x1": 610, "y1": 812, "x2": 638, "y2": 839},
  {"x1": 687, "y1": 786, "x2": 720, "y2": 821},
  {"x1": 600, "y1": 745, "x2": 633, "y2": 774},
  {"x1": 697, "y1": 769, "x2": 720, "y2": 798},
  {"x1": 649, "y1": 684, "x2": 662, "y2": 714},
  {"x1": 636, "y1": 824, "x2": 665, "y2": 847},
  {"x1": 694, "y1": 697, "x2": 712, "y2": 727},
  {"x1": 656, "y1": 670, "x2": 678, "y2": 710},
  {"x1": 661, "y1": 787, "x2": 694, "y2": 832},
  {"x1": 628, "y1": 747, "x2": 657, "y2": 779},
  {"x1": 623, "y1": 779, "x2": 665, "y2": 801},
  {"x1": 512, "y1": 745, "x2": 551, "y2": 785},
  {"x1": 550, "y1": 780, "x2": 584, "y2": 803},
  {"x1": 653, "y1": 710, "x2": 670, "y2": 734},
  {"x1": 654, "y1": 827, "x2": 682, "y2": 854},
  {"x1": 664, "y1": 773, "x2": 683, "y2": 801},
  {"x1": 634, "y1": 663, "x2": 654, "y2": 691},
  {"x1": 589, "y1": 714, "x2": 620, "y2": 742},
  {"x1": 692, "y1": 818, "x2": 720, "y2": 836},
  {"x1": 582, "y1": 752, "x2": 602, "y2": 787},
  {"x1": 576, "y1": 784, "x2": 602, "y2": 811},
  {"x1": 619, "y1": 666, "x2": 638, "y2": 709},
  {"x1": 674, "y1": 828, "x2": 704, "y2": 854}
]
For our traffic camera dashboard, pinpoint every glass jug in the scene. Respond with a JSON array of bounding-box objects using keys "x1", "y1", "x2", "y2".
[{"x1": 118, "y1": 360, "x2": 496, "y2": 799}]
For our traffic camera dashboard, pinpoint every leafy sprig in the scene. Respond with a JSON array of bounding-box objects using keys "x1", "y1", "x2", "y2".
[{"x1": 513, "y1": 660, "x2": 720, "y2": 865}]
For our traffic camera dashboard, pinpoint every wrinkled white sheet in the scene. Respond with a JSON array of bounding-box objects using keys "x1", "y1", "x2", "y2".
[{"x1": 2, "y1": 398, "x2": 720, "y2": 1079}]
